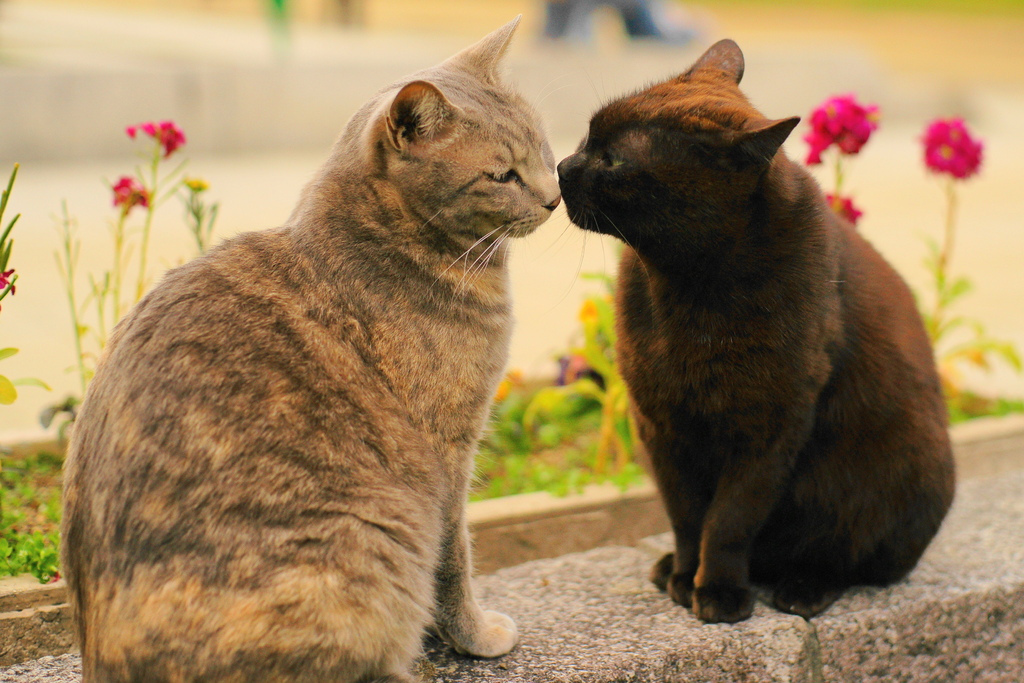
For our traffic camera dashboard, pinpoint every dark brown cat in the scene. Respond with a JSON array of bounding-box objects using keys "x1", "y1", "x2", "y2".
[{"x1": 557, "y1": 39, "x2": 955, "y2": 623}]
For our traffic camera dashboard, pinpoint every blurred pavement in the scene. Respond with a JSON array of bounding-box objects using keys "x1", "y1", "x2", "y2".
[{"x1": 1, "y1": 0, "x2": 1022, "y2": 437}]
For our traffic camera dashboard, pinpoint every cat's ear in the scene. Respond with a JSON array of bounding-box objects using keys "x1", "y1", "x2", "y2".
[
  {"x1": 734, "y1": 116, "x2": 801, "y2": 164},
  {"x1": 687, "y1": 39, "x2": 745, "y2": 84},
  {"x1": 385, "y1": 80, "x2": 459, "y2": 152},
  {"x1": 446, "y1": 15, "x2": 520, "y2": 84}
]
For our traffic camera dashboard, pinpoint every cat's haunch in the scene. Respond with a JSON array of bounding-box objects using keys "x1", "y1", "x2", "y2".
[{"x1": 559, "y1": 38, "x2": 955, "y2": 623}]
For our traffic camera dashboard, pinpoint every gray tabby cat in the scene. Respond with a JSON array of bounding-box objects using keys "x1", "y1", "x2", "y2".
[{"x1": 61, "y1": 17, "x2": 560, "y2": 683}]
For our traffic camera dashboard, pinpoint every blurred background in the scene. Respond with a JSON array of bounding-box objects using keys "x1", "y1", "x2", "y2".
[{"x1": 1, "y1": 0, "x2": 1022, "y2": 439}]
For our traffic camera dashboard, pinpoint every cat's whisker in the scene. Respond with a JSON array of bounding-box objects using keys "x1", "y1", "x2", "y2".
[
  {"x1": 538, "y1": 215, "x2": 576, "y2": 257},
  {"x1": 460, "y1": 235, "x2": 509, "y2": 297},
  {"x1": 418, "y1": 206, "x2": 446, "y2": 230},
  {"x1": 456, "y1": 223, "x2": 510, "y2": 293},
  {"x1": 438, "y1": 224, "x2": 506, "y2": 283},
  {"x1": 595, "y1": 207, "x2": 650, "y2": 283},
  {"x1": 535, "y1": 81, "x2": 576, "y2": 109}
]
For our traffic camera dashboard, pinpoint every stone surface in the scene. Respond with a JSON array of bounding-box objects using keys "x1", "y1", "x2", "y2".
[
  {"x1": 0, "y1": 605, "x2": 74, "y2": 669},
  {"x1": 421, "y1": 546, "x2": 816, "y2": 683},
  {"x1": 4, "y1": 466, "x2": 1021, "y2": 681},
  {"x1": 0, "y1": 655, "x2": 80, "y2": 683},
  {"x1": 0, "y1": 580, "x2": 66, "y2": 616},
  {"x1": 814, "y1": 468, "x2": 1024, "y2": 683}
]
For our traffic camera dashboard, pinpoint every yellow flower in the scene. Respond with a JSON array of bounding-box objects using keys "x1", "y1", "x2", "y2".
[
  {"x1": 579, "y1": 299, "x2": 599, "y2": 324},
  {"x1": 493, "y1": 369, "x2": 523, "y2": 402},
  {"x1": 183, "y1": 177, "x2": 210, "y2": 193}
]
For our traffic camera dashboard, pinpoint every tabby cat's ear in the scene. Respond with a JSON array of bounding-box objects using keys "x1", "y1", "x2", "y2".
[
  {"x1": 446, "y1": 16, "x2": 520, "y2": 84},
  {"x1": 687, "y1": 38, "x2": 745, "y2": 84},
  {"x1": 734, "y1": 116, "x2": 801, "y2": 164},
  {"x1": 386, "y1": 81, "x2": 459, "y2": 152}
]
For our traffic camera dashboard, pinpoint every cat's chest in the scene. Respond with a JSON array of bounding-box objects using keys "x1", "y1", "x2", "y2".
[
  {"x1": 616, "y1": 274, "x2": 832, "y2": 422},
  {"x1": 374, "y1": 293, "x2": 513, "y2": 446}
]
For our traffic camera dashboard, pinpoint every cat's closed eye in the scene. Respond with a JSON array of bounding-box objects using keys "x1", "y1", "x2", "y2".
[
  {"x1": 601, "y1": 151, "x2": 626, "y2": 168},
  {"x1": 488, "y1": 169, "x2": 521, "y2": 184}
]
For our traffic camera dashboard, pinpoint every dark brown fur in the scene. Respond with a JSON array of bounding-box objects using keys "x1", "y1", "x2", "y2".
[{"x1": 557, "y1": 40, "x2": 955, "y2": 622}]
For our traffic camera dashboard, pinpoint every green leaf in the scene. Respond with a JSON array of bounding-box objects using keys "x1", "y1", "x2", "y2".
[
  {"x1": 0, "y1": 375, "x2": 17, "y2": 404},
  {"x1": 940, "y1": 276, "x2": 973, "y2": 308},
  {"x1": 0, "y1": 347, "x2": 18, "y2": 362},
  {"x1": 13, "y1": 378, "x2": 51, "y2": 391}
]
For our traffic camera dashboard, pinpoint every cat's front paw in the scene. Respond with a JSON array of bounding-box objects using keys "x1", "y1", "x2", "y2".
[
  {"x1": 650, "y1": 553, "x2": 695, "y2": 607},
  {"x1": 649, "y1": 553, "x2": 674, "y2": 591},
  {"x1": 444, "y1": 610, "x2": 518, "y2": 658},
  {"x1": 773, "y1": 575, "x2": 843, "y2": 619},
  {"x1": 692, "y1": 583, "x2": 753, "y2": 623}
]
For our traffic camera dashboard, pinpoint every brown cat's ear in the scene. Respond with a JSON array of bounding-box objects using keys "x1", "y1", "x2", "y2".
[
  {"x1": 734, "y1": 116, "x2": 801, "y2": 164},
  {"x1": 445, "y1": 16, "x2": 520, "y2": 84},
  {"x1": 385, "y1": 81, "x2": 459, "y2": 152},
  {"x1": 687, "y1": 38, "x2": 745, "y2": 84}
]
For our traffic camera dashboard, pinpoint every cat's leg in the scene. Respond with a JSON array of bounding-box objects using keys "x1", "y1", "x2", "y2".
[
  {"x1": 431, "y1": 507, "x2": 518, "y2": 658},
  {"x1": 650, "y1": 506, "x2": 707, "y2": 608},
  {"x1": 691, "y1": 454, "x2": 795, "y2": 623},
  {"x1": 645, "y1": 434, "x2": 709, "y2": 609}
]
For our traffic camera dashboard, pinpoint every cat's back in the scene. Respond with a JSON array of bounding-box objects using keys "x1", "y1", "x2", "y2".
[{"x1": 62, "y1": 228, "x2": 443, "y2": 683}]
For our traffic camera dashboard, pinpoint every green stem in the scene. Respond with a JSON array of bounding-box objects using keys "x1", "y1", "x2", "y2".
[
  {"x1": 937, "y1": 177, "x2": 957, "y2": 276},
  {"x1": 833, "y1": 152, "x2": 845, "y2": 198},
  {"x1": 111, "y1": 210, "x2": 127, "y2": 324},
  {"x1": 931, "y1": 178, "x2": 959, "y2": 345},
  {"x1": 134, "y1": 145, "x2": 161, "y2": 302},
  {"x1": 57, "y1": 203, "x2": 88, "y2": 397}
]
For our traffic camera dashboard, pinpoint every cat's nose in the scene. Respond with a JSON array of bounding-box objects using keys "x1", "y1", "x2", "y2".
[
  {"x1": 544, "y1": 195, "x2": 562, "y2": 211},
  {"x1": 556, "y1": 153, "x2": 584, "y2": 181}
]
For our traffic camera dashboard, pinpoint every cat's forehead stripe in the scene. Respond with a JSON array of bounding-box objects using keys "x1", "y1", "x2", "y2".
[{"x1": 591, "y1": 80, "x2": 755, "y2": 139}]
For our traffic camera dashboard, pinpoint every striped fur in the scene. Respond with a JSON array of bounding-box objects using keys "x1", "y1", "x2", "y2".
[{"x1": 61, "y1": 17, "x2": 559, "y2": 683}]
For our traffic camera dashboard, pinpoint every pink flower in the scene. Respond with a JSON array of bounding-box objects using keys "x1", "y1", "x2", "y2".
[
  {"x1": 126, "y1": 120, "x2": 187, "y2": 158},
  {"x1": 921, "y1": 118, "x2": 983, "y2": 180},
  {"x1": 112, "y1": 176, "x2": 150, "y2": 213},
  {"x1": 803, "y1": 94, "x2": 880, "y2": 165},
  {"x1": 0, "y1": 268, "x2": 15, "y2": 295},
  {"x1": 826, "y1": 193, "x2": 863, "y2": 226}
]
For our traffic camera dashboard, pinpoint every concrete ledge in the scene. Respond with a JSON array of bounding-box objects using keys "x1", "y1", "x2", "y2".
[
  {"x1": 815, "y1": 465, "x2": 1024, "y2": 682},
  {"x1": 3, "y1": 466, "x2": 1022, "y2": 681},
  {"x1": 1, "y1": 416, "x2": 1023, "y2": 673},
  {"x1": 469, "y1": 480, "x2": 668, "y2": 574},
  {"x1": 0, "y1": 604, "x2": 73, "y2": 672}
]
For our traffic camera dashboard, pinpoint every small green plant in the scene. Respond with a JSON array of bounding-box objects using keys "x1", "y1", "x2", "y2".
[
  {"x1": 473, "y1": 268, "x2": 648, "y2": 501},
  {"x1": 181, "y1": 177, "x2": 220, "y2": 256},
  {"x1": 804, "y1": 94, "x2": 1022, "y2": 420},
  {"x1": 1, "y1": 451, "x2": 63, "y2": 583},
  {"x1": 525, "y1": 291, "x2": 638, "y2": 477},
  {"x1": 50, "y1": 122, "x2": 219, "y2": 411},
  {"x1": 917, "y1": 118, "x2": 1021, "y2": 410},
  {"x1": 1, "y1": 163, "x2": 51, "y2": 406}
]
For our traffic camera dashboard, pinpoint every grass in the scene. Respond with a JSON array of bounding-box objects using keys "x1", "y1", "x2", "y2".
[
  {"x1": 471, "y1": 382, "x2": 645, "y2": 501},
  {"x1": 948, "y1": 391, "x2": 1024, "y2": 425},
  {"x1": 0, "y1": 451, "x2": 62, "y2": 583}
]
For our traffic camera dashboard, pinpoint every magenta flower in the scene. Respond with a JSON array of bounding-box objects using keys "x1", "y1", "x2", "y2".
[
  {"x1": 922, "y1": 118, "x2": 983, "y2": 180},
  {"x1": 126, "y1": 120, "x2": 187, "y2": 158},
  {"x1": 0, "y1": 268, "x2": 15, "y2": 295},
  {"x1": 826, "y1": 193, "x2": 863, "y2": 226},
  {"x1": 112, "y1": 176, "x2": 150, "y2": 213},
  {"x1": 804, "y1": 94, "x2": 880, "y2": 165}
]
